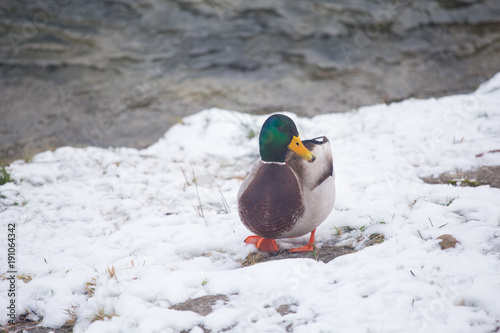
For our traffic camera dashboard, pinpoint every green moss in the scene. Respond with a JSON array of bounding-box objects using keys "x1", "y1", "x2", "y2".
[
  {"x1": 460, "y1": 179, "x2": 481, "y2": 187},
  {"x1": 447, "y1": 178, "x2": 481, "y2": 187},
  {"x1": 0, "y1": 162, "x2": 12, "y2": 186}
]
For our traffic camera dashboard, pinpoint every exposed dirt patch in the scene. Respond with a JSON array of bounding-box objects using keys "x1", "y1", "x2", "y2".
[
  {"x1": 171, "y1": 294, "x2": 230, "y2": 316},
  {"x1": 261, "y1": 245, "x2": 357, "y2": 264},
  {"x1": 276, "y1": 303, "x2": 297, "y2": 316},
  {"x1": 241, "y1": 233, "x2": 385, "y2": 265},
  {"x1": 421, "y1": 166, "x2": 500, "y2": 188},
  {"x1": 1, "y1": 314, "x2": 73, "y2": 333}
]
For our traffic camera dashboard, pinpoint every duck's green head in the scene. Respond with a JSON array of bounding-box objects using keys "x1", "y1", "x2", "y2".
[{"x1": 259, "y1": 114, "x2": 316, "y2": 163}]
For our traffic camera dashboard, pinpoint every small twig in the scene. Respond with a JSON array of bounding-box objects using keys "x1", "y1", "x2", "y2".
[{"x1": 475, "y1": 149, "x2": 500, "y2": 158}]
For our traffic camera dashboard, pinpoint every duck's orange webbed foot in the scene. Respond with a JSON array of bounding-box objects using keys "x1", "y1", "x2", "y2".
[
  {"x1": 289, "y1": 229, "x2": 316, "y2": 253},
  {"x1": 289, "y1": 244, "x2": 314, "y2": 253},
  {"x1": 244, "y1": 236, "x2": 279, "y2": 252}
]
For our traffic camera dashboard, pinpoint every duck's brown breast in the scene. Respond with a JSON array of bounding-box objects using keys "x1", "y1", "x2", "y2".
[{"x1": 238, "y1": 163, "x2": 305, "y2": 239}]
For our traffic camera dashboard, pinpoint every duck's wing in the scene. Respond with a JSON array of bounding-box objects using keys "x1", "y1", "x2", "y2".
[{"x1": 287, "y1": 136, "x2": 334, "y2": 191}]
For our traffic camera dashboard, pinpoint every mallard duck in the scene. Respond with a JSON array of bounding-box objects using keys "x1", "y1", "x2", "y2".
[{"x1": 237, "y1": 114, "x2": 335, "y2": 253}]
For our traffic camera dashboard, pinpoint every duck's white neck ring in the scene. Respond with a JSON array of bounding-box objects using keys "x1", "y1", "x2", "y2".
[{"x1": 261, "y1": 160, "x2": 286, "y2": 165}]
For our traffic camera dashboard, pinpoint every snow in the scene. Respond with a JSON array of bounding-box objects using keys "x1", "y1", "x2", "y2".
[{"x1": 1, "y1": 72, "x2": 500, "y2": 332}]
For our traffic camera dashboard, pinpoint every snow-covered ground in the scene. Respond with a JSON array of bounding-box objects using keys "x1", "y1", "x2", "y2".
[{"x1": 1, "y1": 73, "x2": 500, "y2": 332}]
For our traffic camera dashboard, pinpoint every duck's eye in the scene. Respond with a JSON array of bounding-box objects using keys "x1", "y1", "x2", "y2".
[{"x1": 277, "y1": 126, "x2": 284, "y2": 132}]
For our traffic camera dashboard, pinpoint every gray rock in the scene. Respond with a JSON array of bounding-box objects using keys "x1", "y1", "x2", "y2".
[
  {"x1": 1, "y1": 0, "x2": 500, "y2": 162},
  {"x1": 437, "y1": 234, "x2": 458, "y2": 250}
]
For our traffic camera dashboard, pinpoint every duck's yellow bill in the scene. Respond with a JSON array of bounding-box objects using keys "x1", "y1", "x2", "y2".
[{"x1": 288, "y1": 136, "x2": 316, "y2": 163}]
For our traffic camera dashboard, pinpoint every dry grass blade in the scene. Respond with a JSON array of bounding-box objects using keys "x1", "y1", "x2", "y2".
[
  {"x1": 190, "y1": 163, "x2": 204, "y2": 218},
  {"x1": 106, "y1": 265, "x2": 117, "y2": 280}
]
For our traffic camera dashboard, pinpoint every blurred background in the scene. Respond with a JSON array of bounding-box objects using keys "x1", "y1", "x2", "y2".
[{"x1": 1, "y1": 0, "x2": 499, "y2": 164}]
